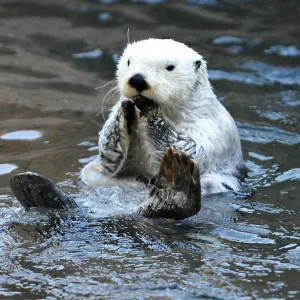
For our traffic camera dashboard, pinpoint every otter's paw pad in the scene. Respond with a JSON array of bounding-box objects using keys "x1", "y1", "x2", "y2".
[
  {"x1": 136, "y1": 147, "x2": 201, "y2": 220},
  {"x1": 120, "y1": 100, "x2": 136, "y2": 134}
]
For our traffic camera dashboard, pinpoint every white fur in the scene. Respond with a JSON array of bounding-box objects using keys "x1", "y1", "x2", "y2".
[{"x1": 81, "y1": 39, "x2": 245, "y2": 194}]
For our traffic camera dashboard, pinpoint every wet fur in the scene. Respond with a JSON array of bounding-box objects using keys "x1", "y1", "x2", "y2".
[{"x1": 81, "y1": 38, "x2": 246, "y2": 194}]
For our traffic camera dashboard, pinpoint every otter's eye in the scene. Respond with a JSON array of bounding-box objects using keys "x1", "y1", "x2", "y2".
[
  {"x1": 127, "y1": 60, "x2": 130, "y2": 66},
  {"x1": 166, "y1": 65, "x2": 175, "y2": 71}
]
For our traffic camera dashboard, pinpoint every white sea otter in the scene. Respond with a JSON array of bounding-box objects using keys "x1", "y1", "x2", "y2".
[
  {"x1": 10, "y1": 39, "x2": 246, "y2": 220},
  {"x1": 81, "y1": 38, "x2": 246, "y2": 195}
]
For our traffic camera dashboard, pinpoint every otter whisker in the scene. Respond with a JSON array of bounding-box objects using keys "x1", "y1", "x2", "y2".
[
  {"x1": 96, "y1": 85, "x2": 119, "y2": 119},
  {"x1": 100, "y1": 85, "x2": 118, "y2": 112},
  {"x1": 127, "y1": 28, "x2": 131, "y2": 44},
  {"x1": 95, "y1": 79, "x2": 117, "y2": 90}
]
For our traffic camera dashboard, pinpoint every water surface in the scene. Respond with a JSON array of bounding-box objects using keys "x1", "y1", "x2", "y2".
[{"x1": 0, "y1": 0, "x2": 299, "y2": 299}]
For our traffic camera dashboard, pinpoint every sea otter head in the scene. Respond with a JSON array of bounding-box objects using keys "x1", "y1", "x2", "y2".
[{"x1": 116, "y1": 39, "x2": 209, "y2": 120}]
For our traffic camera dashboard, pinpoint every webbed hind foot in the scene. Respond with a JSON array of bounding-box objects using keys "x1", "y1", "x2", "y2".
[
  {"x1": 10, "y1": 172, "x2": 78, "y2": 210},
  {"x1": 136, "y1": 147, "x2": 201, "y2": 220}
]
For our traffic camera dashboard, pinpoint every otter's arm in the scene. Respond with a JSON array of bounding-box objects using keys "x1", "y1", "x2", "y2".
[
  {"x1": 98, "y1": 100, "x2": 137, "y2": 176},
  {"x1": 134, "y1": 97, "x2": 207, "y2": 172},
  {"x1": 146, "y1": 111, "x2": 197, "y2": 158}
]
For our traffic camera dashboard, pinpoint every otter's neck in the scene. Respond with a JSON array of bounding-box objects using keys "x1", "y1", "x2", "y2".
[{"x1": 162, "y1": 84, "x2": 218, "y2": 125}]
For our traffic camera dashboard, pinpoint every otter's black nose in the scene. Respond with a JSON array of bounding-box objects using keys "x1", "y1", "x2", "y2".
[{"x1": 128, "y1": 74, "x2": 149, "y2": 93}]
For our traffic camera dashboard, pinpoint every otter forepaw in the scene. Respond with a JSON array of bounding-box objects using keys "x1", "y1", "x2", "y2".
[
  {"x1": 136, "y1": 147, "x2": 201, "y2": 220},
  {"x1": 133, "y1": 95, "x2": 158, "y2": 117},
  {"x1": 120, "y1": 99, "x2": 137, "y2": 135}
]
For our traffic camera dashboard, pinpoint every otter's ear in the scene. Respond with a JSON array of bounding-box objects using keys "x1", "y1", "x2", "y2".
[{"x1": 194, "y1": 60, "x2": 201, "y2": 71}]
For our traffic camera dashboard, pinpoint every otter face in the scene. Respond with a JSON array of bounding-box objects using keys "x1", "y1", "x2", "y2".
[{"x1": 116, "y1": 39, "x2": 208, "y2": 114}]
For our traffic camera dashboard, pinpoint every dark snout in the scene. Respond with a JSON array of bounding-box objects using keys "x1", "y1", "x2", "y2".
[{"x1": 128, "y1": 74, "x2": 149, "y2": 93}]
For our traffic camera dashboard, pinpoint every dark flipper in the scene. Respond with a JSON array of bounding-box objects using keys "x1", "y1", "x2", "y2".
[
  {"x1": 136, "y1": 148, "x2": 201, "y2": 220},
  {"x1": 10, "y1": 172, "x2": 78, "y2": 210}
]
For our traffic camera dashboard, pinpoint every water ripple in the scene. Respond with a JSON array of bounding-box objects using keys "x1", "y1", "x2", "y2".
[
  {"x1": 212, "y1": 227, "x2": 275, "y2": 244},
  {"x1": 264, "y1": 45, "x2": 300, "y2": 57},
  {"x1": 72, "y1": 49, "x2": 103, "y2": 59},
  {"x1": 275, "y1": 169, "x2": 300, "y2": 182},
  {"x1": 241, "y1": 61, "x2": 300, "y2": 86},
  {"x1": 237, "y1": 122, "x2": 300, "y2": 145},
  {"x1": 209, "y1": 70, "x2": 264, "y2": 85}
]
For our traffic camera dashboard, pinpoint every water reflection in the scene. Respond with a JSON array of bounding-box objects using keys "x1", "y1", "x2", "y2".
[
  {"x1": 0, "y1": 164, "x2": 18, "y2": 175},
  {"x1": 1, "y1": 130, "x2": 43, "y2": 141}
]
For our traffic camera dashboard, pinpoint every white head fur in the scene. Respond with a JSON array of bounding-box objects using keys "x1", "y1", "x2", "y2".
[{"x1": 116, "y1": 39, "x2": 211, "y2": 122}]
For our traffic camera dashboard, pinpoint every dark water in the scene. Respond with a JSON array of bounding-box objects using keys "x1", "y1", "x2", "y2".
[{"x1": 0, "y1": 0, "x2": 300, "y2": 299}]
